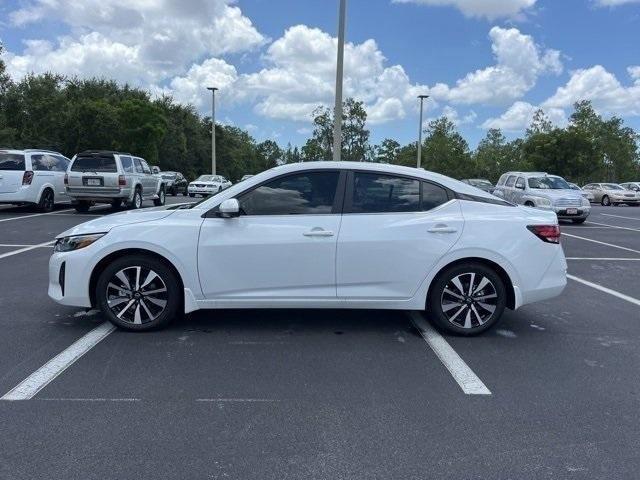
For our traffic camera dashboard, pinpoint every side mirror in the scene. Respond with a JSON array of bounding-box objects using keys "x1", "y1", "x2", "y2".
[
  {"x1": 516, "y1": 184, "x2": 525, "y2": 190},
  {"x1": 218, "y1": 198, "x2": 240, "y2": 218}
]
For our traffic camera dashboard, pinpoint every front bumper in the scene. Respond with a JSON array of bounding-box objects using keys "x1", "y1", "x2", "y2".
[
  {"x1": 188, "y1": 187, "x2": 215, "y2": 195},
  {"x1": 555, "y1": 207, "x2": 590, "y2": 220},
  {"x1": 48, "y1": 250, "x2": 93, "y2": 308}
]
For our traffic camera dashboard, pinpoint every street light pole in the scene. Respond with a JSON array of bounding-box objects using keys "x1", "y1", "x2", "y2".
[
  {"x1": 207, "y1": 87, "x2": 218, "y2": 175},
  {"x1": 332, "y1": 0, "x2": 347, "y2": 162},
  {"x1": 416, "y1": 95, "x2": 429, "y2": 169}
]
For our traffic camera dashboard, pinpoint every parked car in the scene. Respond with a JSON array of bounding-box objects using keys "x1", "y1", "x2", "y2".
[
  {"x1": 460, "y1": 178, "x2": 494, "y2": 193},
  {"x1": 494, "y1": 172, "x2": 590, "y2": 224},
  {"x1": 187, "y1": 175, "x2": 232, "y2": 197},
  {"x1": 0, "y1": 149, "x2": 71, "y2": 212},
  {"x1": 568, "y1": 182, "x2": 595, "y2": 202},
  {"x1": 162, "y1": 171, "x2": 188, "y2": 196},
  {"x1": 48, "y1": 162, "x2": 567, "y2": 336},
  {"x1": 151, "y1": 166, "x2": 161, "y2": 174},
  {"x1": 620, "y1": 182, "x2": 640, "y2": 193},
  {"x1": 582, "y1": 183, "x2": 640, "y2": 206},
  {"x1": 66, "y1": 151, "x2": 166, "y2": 212},
  {"x1": 240, "y1": 174, "x2": 254, "y2": 182}
]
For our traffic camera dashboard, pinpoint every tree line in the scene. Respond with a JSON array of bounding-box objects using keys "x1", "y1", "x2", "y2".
[{"x1": 1, "y1": 45, "x2": 638, "y2": 184}]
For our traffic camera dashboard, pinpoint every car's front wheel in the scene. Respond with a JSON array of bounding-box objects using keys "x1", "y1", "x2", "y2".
[
  {"x1": 428, "y1": 263, "x2": 506, "y2": 336},
  {"x1": 153, "y1": 187, "x2": 166, "y2": 206},
  {"x1": 96, "y1": 255, "x2": 181, "y2": 331}
]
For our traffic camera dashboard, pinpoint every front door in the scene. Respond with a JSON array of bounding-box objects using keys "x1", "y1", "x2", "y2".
[{"x1": 198, "y1": 170, "x2": 344, "y2": 299}]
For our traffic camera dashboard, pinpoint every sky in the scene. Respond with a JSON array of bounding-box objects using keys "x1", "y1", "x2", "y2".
[{"x1": 1, "y1": 0, "x2": 639, "y2": 148}]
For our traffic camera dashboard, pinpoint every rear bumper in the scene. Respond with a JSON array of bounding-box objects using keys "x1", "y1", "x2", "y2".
[
  {"x1": 67, "y1": 186, "x2": 132, "y2": 202},
  {"x1": 520, "y1": 247, "x2": 567, "y2": 306}
]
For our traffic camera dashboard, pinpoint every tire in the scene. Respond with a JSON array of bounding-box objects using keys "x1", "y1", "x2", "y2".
[
  {"x1": 572, "y1": 218, "x2": 587, "y2": 224},
  {"x1": 189, "y1": 193, "x2": 195, "y2": 198},
  {"x1": 37, "y1": 188, "x2": 54, "y2": 212},
  {"x1": 111, "y1": 199, "x2": 123, "y2": 210},
  {"x1": 74, "y1": 201, "x2": 91, "y2": 213},
  {"x1": 130, "y1": 188, "x2": 143, "y2": 209},
  {"x1": 601, "y1": 195, "x2": 610, "y2": 206},
  {"x1": 153, "y1": 187, "x2": 166, "y2": 207},
  {"x1": 427, "y1": 263, "x2": 507, "y2": 336},
  {"x1": 95, "y1": 255, "x2": 181, "y2": 331}
]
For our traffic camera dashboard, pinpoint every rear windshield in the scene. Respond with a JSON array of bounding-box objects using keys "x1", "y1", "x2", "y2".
[
  {"x1": 0, "y1": 152, "x2": 26, "y2": 171},
  {"x1": 71, "y1": 156, "x2": 117, "y2": 173}
]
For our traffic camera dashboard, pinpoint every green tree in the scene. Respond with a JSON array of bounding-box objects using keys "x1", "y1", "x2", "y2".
[
  {"x1": 421, "y1": 117, "x2": 473, "y2": 178},
  {"x1": 375, "y1": 138, "x2": 400, "y2": 163},
  {"x1": 256, "y1": 139, "x2": 282, "y2": 170}
]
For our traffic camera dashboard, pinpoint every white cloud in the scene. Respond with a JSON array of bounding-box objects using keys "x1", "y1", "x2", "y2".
[
  {"x1": 542, "y1": 65, "x2": 640, "y2": 116},
  {"x1": 392, "y1": 0, "x2": 537, "y2": 19},
  {"x1": 441, "y1": 106, "x2": 478, "y2": 126},
  {"x1": 482, "y1": 101, "x2": 566, "y2": 131},
  {"x1": 430, "y1": 27, "x2": 562, "y2": 106},
  {"x1": 7, "y1": 0, "x2": 264, "y2": 79},
  {"x1": 593, "y1": 0, "x2": 640, "y2": 6}
]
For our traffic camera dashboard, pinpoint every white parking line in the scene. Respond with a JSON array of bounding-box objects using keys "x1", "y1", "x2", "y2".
[
  {"x1": 601, "y1": 213, "x2": 640, "y2": 221},
  {"x1": 566, "y1": 257, "x2": 640, "y2": 261},
  {"x1": 0, "y1": 240, "x2": 55, "y2": 260},
  {"x1": 0, "y1": 208, "x2": 74, "y2": 223},
  {"x1": 567, "y1": 274, "x2": 640, "y2": 307},
  {"x1": 1, "y1": 322, "x2": 116, "y2": 401},
  {"x1": 409, "y1": 312, "x2": 491, "y2": 395},
  {"x1": 561, "y1": 232, "x2": 640, "y2": 254},
  {"x1": 586, "y1": 221, "x2": 640, "y2": 233},
  {"x1": 0, "y1": 243, "x2": 53, "y2": 248}
]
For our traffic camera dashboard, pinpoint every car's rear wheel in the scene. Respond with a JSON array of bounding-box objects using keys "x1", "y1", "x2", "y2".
[
  {"x1": 601, "y1": 195, "x2": 610, "y2": 206},
  {"x1": 111, "y1": 199, "x2": 123, "y2": 210},
  {"x1": 74, "y1": 201, "x2": 91, "y2": 213},
  {"x1": 189, "y1": 193, "x2": 195, "y2": 198},
  {"x1": 130, "y1": 188, "x2": 143, "y2": 209},
  {"x1": 37, "y1": 188, "x2": 54, "y2": 212},
  {"x1": 428, "y1": 263, "x2": 506, "y2": 336},
  {"x1": 96, "y1": 255, "x2": 181, "y2": 331}
]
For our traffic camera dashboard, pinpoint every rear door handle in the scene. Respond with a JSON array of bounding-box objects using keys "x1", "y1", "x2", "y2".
[
  {"x1": 427, "y1": 226, "x2": 457, "y2": 234},
  {"x1": 303, "y1": 228, "x2": 334, "y2": 237}
]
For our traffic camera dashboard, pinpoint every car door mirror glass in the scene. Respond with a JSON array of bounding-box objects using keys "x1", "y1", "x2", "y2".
[{"x1": 218, "y1": 198, "x2": 240, "y2": 218}]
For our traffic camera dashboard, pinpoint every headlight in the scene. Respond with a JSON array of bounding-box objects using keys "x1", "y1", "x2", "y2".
[
  {"x1": 582, "y1": 197, "x2": 591, "y2": 207},
  {"x1": 54, "y1": 233, "x2": 105, "y2": 252},
  {"x1": 534, "y1": 197, "x2": 552, "y2": 207}
]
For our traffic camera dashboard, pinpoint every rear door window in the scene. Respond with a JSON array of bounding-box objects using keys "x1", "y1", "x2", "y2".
[
  {"x1": 515, "y1": 177, "x2": 525, "y2": 189},
  {"x1": 140, "y1": 160, "x2": 151, "y2": 174},
  {"x1": 71, "y1": 156, "x2": 118, "y2": 172},
  {"x1": 422, "y1": 182, "x2": 450, "y2": 211},
  {"x1": 133, "y1": 158, "x2": 144, "y2": 174},
  {"x1": 349, "y1": 173, "x2": 420, "y2": 213},
  {"x1": 0, "y1": 152, "x2": 26, "y2": 171}
]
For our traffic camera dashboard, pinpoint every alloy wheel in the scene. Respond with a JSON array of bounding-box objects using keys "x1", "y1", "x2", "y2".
[
  {"x1": 106, "y1": 266, "x2": 168, "y2": 325},
  {"x1": 440, "y1": 272, "x2": 498, "y2": 329}
]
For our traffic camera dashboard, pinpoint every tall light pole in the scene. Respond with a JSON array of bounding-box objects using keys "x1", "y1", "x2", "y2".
[
  {"x1": 416, "y1": 95, "x2": 429, "y2": 169},
  {"x1": 207, "y1": 87, "x2": 218, "y2": 175},
  {"x1": 332, "y1": 0, "x2": 347, "y2": 162}
]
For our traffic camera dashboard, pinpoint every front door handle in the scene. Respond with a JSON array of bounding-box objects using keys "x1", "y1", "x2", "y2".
[
  {"x1": 427, "y1": 225, "x2": 457, "y2": 234},
  {"x1": 303, "y1": 228, "x2": 334, "y2": 237}
]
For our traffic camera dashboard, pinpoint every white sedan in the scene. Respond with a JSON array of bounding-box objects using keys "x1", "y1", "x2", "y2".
[
  {"x1": 187, "y1": 175, "x2": 232, "y2": 197},
  {"x1": 48, "y1": 162, "x2": 567, "y2": 335}
]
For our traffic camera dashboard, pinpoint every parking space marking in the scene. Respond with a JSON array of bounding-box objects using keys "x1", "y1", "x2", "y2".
[
  {"x1": 0, "y1": 208, "x2": 74, "y2": 223},
  {"x1": 600, "y1": 213, "x2": 640, "y2": 221},
  {"x1": 409, "y1": 312, "x2": 491, "y2": 395},
  {"x1": 586, "y1": 221, "x2": 640, "y2": 233},
  {"x1": 561, "y1": 232, "x2": 640, "y2": 254},
  {"x1": 566, "y1": 257, "x2": 640, "y2": 261},
  {"x1": 196, "y1": 398, "x2": 278, "y2": 403},
  {"x1": 0, "y1": 240, "x2": 55, "y2": 260},
  {"x1": 567, "y1": 274, "x2": 640, "y2": 307},
  {"x1": 0, "y1": 243, "x2": 54, "y2": 248},
  {"x1": 1, "y1": 322, "x2": 116, "y2": 401}
]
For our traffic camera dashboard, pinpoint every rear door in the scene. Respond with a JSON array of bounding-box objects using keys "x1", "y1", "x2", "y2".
[
  {"x1": 139, "y1": 159, "x2": 155, "y2": 195},
  {"x1": 67, "y1": 154, "x2": 119, "y2": 192},
  {"x1": 336, "y1": 171, "x2": 463, "y2": 299},
  {"x1": 0, "y1": 151, "x2": 26, "y2": 194},
  {"x1": 31, "y1": 153, "x2": 70, "y2": 201}
]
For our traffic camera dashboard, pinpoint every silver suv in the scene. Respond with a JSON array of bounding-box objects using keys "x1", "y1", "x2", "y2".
[
  {"x1": 494, "y1": 172, "x2": 591, "y2": 224},
  {"x1": 66, "y1": 151, "x2": 166, "y2": 212}
]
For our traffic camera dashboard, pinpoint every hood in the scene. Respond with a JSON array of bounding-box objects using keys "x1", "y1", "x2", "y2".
[
  {"x1": 56, "y1": 207, "x2": 176, "y2": 239},
  {"x1": 529, "y1": 189, "x2": 583, "y2": 201},
  {"x1": 190, "y1": 180, "x2": 217, "y2": 185}
]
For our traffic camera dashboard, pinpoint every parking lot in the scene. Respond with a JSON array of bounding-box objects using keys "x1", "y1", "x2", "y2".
[{"x1": 0, "y1": 201, "x2": 638, "y2": 479}]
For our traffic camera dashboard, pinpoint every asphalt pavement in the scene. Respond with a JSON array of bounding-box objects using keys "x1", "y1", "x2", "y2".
[{"x1": 0, "y1": 200, "x2": 638, "y2": 480}]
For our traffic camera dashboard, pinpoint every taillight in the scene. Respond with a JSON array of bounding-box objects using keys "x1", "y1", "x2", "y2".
[
  {"x1": 118, "y1": 175, "x2": 126, "y2": 186},
  {"x1": 64, "y1": 173, "x2": 68, "y2": 185},
  {"x1": 22, "y1": 171, "x2": 34, "y2": 185},
  {"x1": 527, "y1": 225, "x2": 561, "y2": 244}
]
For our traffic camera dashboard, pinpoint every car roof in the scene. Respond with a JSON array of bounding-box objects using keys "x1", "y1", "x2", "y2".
[
  {"x1": 502, "y1": 171, "x2": 552, "y2": 177},
  {"x1": 0, "y1": 149, "x2": 64, "y2": 155}
]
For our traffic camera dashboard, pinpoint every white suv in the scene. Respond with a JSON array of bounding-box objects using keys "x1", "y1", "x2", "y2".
[{"x1": 0, "y1": 149, "x2": 71, "y2": 211}]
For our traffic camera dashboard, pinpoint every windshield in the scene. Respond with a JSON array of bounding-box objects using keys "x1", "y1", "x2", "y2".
[
  {"x1": 162, "y1": 173, "x2": 177, "y2": 179},
  {"x1": 528, "y1": 176, "x2": 570, "y2": 190},
  {"x1": 469, "y1": 179, "x2": 492, "y2": 187},
  {"x1": 196, "y1": 175, "x2": 216, "y2": 182},
  {"x1": 71, "y1": 156, "x2": 117, "y2": 172},
  {"x1": 0, "y1": 152, "x2": 26, "y2": 171},
  {"x1": 603, "y1": 183, "x2": 624, "y2": 190}
]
